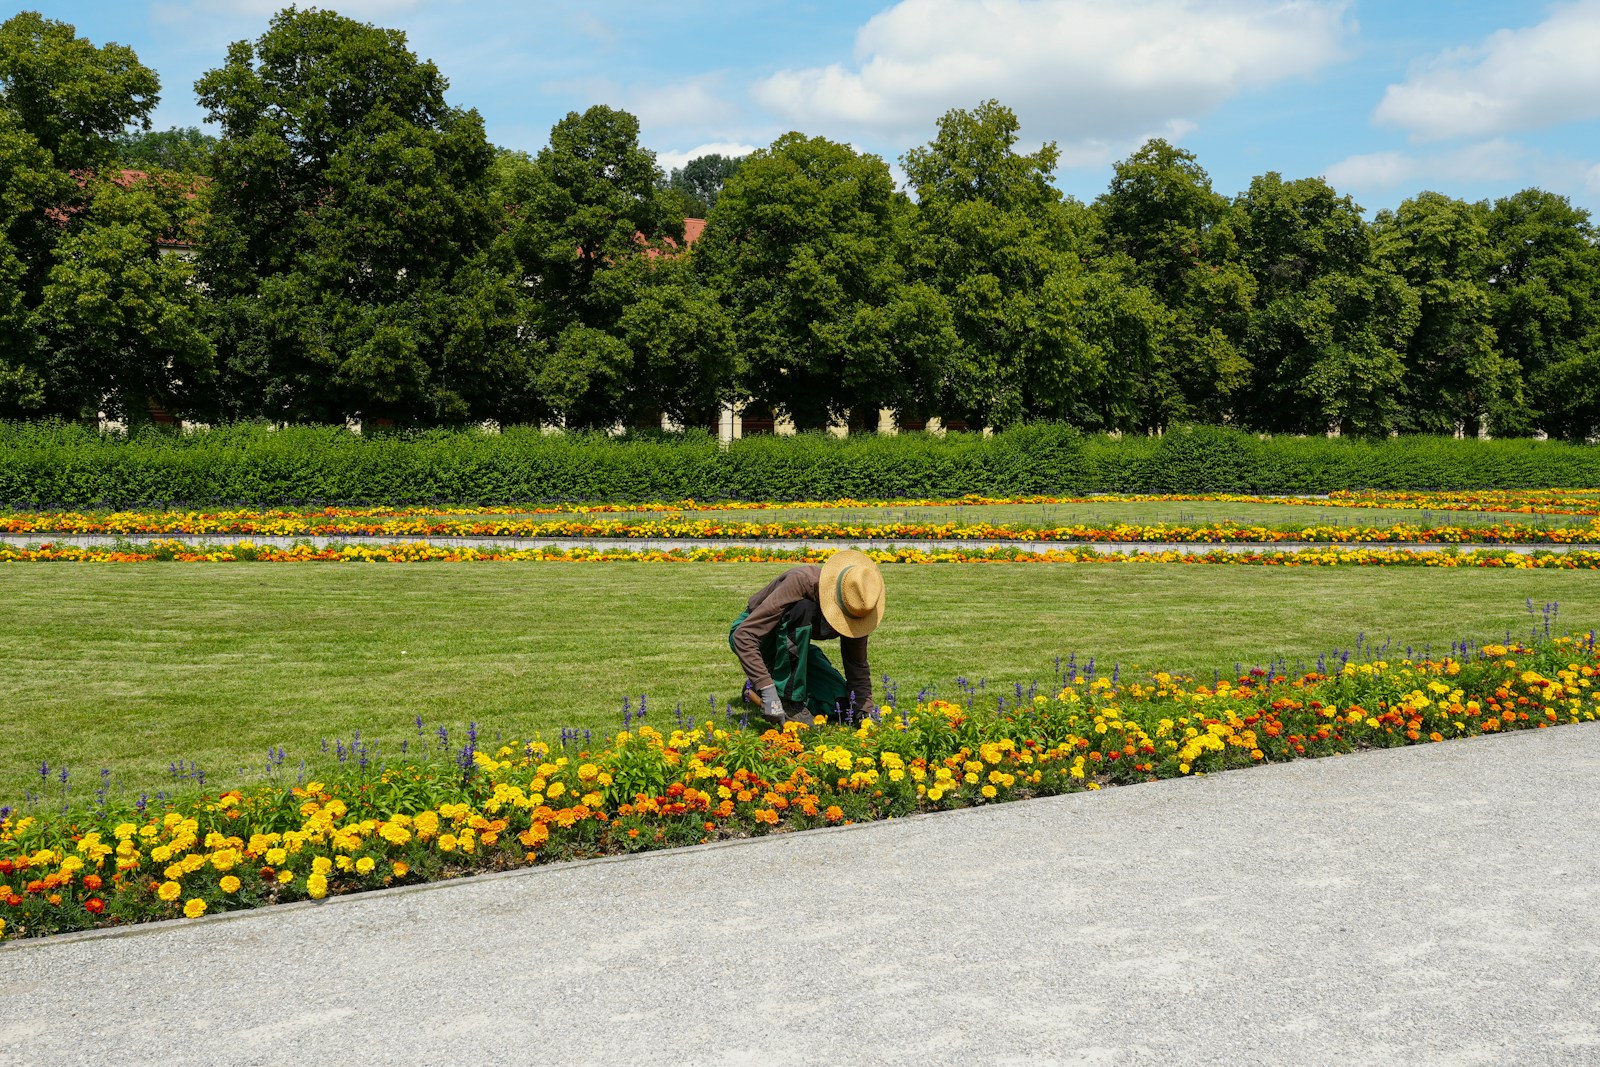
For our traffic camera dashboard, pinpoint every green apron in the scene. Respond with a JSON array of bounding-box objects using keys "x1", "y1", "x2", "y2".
[{"x1": 729, "y1": 606, "x2": 854, "y2": 720}]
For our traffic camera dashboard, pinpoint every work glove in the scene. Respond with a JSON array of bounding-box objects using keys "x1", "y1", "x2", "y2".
[{"x1": 758, "y1": 684, "x2": 786, "y2": 725}]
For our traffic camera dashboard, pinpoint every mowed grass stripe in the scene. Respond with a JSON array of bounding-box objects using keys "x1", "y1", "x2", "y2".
[{"x1": 3, "y1": 563, "x2": 1598, "y2": 802}]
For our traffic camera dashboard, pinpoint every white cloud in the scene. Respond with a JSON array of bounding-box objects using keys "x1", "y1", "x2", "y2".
[
  {"x1": 752, "y1": 0, "x2": 1349, "y2": 159},
  {"x1": 1375, "y1": 1, "x2": 1600, "y2": 142},
  {"x1": 626, "y1": 76, "x2": 739, "y2": 131},
  {"x1": 1323, "y1": 139, "x2": 1534, "y2": 192},
  {"x1": 1321, "y1": 150, "x2": 1415, "y2": 190},
  {"x1": 655, "y1": 142, "x2": 759, "y2": 173}
]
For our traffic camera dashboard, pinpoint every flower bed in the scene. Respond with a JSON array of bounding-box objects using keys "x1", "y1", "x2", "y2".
[
  {"x1": 5, "y1": 490, "x2": 1599, "y2": 543},
  {"x1": 4, "y1": 540, "x2": 1600, "y2": 568},
  {"x1": 3, "y1": 632, "x2": 1596, "y2": 941}
]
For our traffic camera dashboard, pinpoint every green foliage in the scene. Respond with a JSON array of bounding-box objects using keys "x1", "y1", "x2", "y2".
[
  {"x1": 1375, "y1": 192, "x2": 1520, "y2": 435},
  {"x1": 8, "y1": 420, "x2": 1600, "y2": 509},
  {"x1": 660, "y1": 152, "x2": 742, "y2": 216},
  {"x1": 31, "y1": 173, "x2": 214, "y2": 419},
  {"x1": 195, "y1": 7, "x2": 529, "y2": 425},
  {"x1": 1095, "y1": 140, "x2": 1255, "y2": 426},
  {"x1": 1235, "y1": 173, "x2": 1416, "y2": 436},
  {"x1": 1484, "y1": 190, "x2": 1600, "y2": 440},
  {"x1": 903, "y1": 100, "x2": 1112, "y2": 430},
  {"x1": 501, "y1": 106, "x2": 730, "y2": 429},
  {"x1": 698, "y1": 132, "x2": 947, "y2": 430},
  {"x1": 0, "y1": 12, "x2": 185, "y2": 421},
  {"x1": 0, "y1": 11, "x2": 158, "y2": 172},
  {"x1": 111, "y1": 125, "x2": 216, "y2": 175}
]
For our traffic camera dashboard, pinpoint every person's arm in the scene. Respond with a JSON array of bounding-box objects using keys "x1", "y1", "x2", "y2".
[
  {"x1": 841, "y1": 635, "x2": 875, "y2": 713},
  {"x1": 732, "y1": 567, "x2": 816, "y2": 691}
]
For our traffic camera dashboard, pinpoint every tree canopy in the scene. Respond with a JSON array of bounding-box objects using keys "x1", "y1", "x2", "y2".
[{"x1": 3, "y1": 6, "x2": 1600, "y2": 441}]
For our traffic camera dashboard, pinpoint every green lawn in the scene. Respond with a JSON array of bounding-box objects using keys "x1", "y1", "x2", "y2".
[{"x1": 3, "y1": 562, "x2": 1598, "y2": 804}]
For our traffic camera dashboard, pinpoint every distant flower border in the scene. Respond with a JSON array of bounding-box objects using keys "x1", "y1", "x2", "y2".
[
  {"x1": 4, "y1": 539, "x2": 1600, "y2": 568},
  {"x1": 4, "y1": 488, "x2": 1600, "y2": 538}
]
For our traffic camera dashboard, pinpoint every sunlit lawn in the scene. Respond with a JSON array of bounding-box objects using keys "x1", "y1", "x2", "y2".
[{"x1": 4, "y1": 562, "x2": 1598, "y2": 802}]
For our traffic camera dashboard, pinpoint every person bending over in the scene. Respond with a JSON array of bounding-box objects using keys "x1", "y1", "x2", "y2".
[{"x1": 728, "y1": 549, "x2": 885, "y2": 727}]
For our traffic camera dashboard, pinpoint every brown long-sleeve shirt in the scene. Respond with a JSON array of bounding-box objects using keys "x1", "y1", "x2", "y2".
[{"x1": 733, "y1": 565, "x2": 874, "y2": 708}]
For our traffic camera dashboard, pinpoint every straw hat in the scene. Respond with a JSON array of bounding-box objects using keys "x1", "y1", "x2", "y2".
[{"x1": 818, "y1": 549, "x2": 885, "y2": 638}]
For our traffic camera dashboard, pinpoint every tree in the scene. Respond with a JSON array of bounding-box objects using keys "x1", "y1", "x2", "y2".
[
  {"x1": 0, "y1": 11, "x2": 158, "y2": 172},
  {"x1": 1484, "y1": 188, "x2": 1600, "y2": 439},
  {"x1": 31, "y1": 174, "x2": 213, "y2": 420},
  {"x1": 499, "y1": 105, "x2": 732, "y2": 428},
  {"x1": 195, "y1": 7, "x2": 533, "y2": 425},
  {"x1": 697, "y1": 132, "x2": 954, "y2": 430},
  {"x1": 1234, "y1": 172, "x2": 1416, "y2": 436},
  {"x1": 660, "y1": 152, "x2": 742, "y2": 217},
  {"x1": 113, "y1": 126, "x2": 217, "y2": 176},
  {"x1": 506, "y1": 106, "x2": 680, "y2": 341},
  {"x1": 1095, "y1": 140, "x2": 1255, "y2": 427},
  {"x1": 1374, "y1": 192, "x2": 1519, "y2": 435},
  {"x1": 904, "y1": 100, "x2": 1156, "y2": 430},
  {"x1": 0, "y1": 12, "x2": 201, "y2": 421}
]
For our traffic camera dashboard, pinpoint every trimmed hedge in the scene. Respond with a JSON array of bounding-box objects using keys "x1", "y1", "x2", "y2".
[{"x1": 0, "y1": 420, "x2": 1596, "y2": 508}]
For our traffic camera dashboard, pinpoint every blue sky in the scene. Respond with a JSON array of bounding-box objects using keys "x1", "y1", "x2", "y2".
[{"x1": 30, "y1": 1, "x2": 1600, "y2": 215}]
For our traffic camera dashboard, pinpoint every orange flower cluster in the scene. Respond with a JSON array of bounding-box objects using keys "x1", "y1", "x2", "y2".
[
  {"x1": 4, "y1": 539, "x2": 1600, "y2": 569},
  {"x1": 5, "y1": 488, "x2": 1600, "y2": 538}
]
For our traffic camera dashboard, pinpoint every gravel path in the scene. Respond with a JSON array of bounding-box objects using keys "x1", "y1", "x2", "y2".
[{"x1": 4, "y1": 723, "x2": 1598, "y2": 1066}]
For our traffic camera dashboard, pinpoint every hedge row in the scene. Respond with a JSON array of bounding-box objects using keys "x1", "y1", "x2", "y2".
[{"x1": 1, "y1": 421, "x2": 1597, "y2": 508}]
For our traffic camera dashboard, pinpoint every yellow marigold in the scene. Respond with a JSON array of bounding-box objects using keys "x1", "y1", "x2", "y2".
[
  {"x1": 264, "y1": 847, "x2": 287, "y2": 866},
  {"x1": 183, "y1": 899, "x2": 207, "y2": 919},
  {"x1": 157, "y1": 880, "x2": 181, "y2": 902},
  {"x1": 307, "y1": 873, "x2": 328, "y2": 899},
  {"x1": 277, "y1": 869, "x2": 294, "y2": 885},
  {"x1": 392, "y1": 861, "x2": 409, "y2": 877},
  {"x1": 355, "y1": 857, "x2": 375, "y2": 875},
  {"x1": 379, "y1": 823, "x2": 411, "y2": 846},
  {"x1": 437, "y1": 833, "x2": 458, "y2": 852},
  {"x1": 311, "y1": 856, "x2": 333, "y2": 875},
  {"x1": 219, "y1": 875, "x2": 241, "y2": 893}
]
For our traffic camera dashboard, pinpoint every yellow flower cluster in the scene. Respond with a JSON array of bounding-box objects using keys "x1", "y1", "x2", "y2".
[{"x1": 7, "y1": 540, "x2": 1600, "y2": 569}]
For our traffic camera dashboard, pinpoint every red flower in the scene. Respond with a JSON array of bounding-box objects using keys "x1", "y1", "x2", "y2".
[
  {"x1": 84, "y1": 898, "x2": 105, "y2": 914},
  {"x1": 82, "y1": 874, "x2": 103, "y2": 891}
]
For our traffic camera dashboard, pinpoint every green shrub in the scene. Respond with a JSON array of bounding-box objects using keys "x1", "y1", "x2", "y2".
[{"x1": 0, "y1": 420, "x2": 1597, "y2": 508}]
